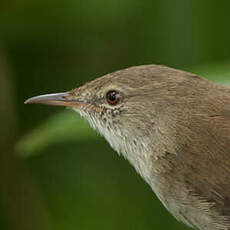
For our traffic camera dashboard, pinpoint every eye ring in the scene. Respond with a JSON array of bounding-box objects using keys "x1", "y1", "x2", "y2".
[{"x1": 106, "y1": 90, "x2": 121, "y2": 105}]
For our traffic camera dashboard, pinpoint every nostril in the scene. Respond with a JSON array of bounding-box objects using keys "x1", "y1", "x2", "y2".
[{"x1": 61, "y1": 93, "x2": 71, "y2": 100}]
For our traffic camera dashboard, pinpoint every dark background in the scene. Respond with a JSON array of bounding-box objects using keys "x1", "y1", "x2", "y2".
[{"x1": 0, "y1": 0, "x2": 230, "y2": 229}]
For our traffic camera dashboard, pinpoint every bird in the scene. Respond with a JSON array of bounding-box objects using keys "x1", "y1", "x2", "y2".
[{"x1": 25, "y1": 64, "x2": 230, "y2": 230}]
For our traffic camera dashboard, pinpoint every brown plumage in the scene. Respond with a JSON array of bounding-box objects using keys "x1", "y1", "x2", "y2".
[{"x1": 25, "y1": 65, "x2": 230, "y2": 230}]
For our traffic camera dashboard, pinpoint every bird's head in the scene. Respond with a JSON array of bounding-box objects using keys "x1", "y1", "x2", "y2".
[{"x1": 25, "y1": 65, "x2": 197, "y2": 167}]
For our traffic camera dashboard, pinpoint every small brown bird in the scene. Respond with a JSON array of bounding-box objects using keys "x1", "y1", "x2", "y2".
[{"x1": 25, "y1": 65, "x2": 230, "y2": 230}]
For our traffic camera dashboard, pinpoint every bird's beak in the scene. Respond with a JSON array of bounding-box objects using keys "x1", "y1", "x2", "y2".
[{"x1": 24, "y1": 92, "x2": 81, "y2": 107}]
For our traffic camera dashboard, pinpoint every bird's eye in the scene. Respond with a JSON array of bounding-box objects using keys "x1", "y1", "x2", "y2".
[{"x1": 106, "y1": 90, "x2": 121, "y2": 105}]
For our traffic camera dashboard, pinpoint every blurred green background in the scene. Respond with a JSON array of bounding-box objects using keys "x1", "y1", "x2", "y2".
[{"x1": 0, "y1": 0, "x2": 230, "y2": 230}]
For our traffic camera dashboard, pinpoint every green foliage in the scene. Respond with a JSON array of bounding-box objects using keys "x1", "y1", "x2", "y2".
[
  {"x1": 16, "y1": 110, "x2": 99, "y2": 157},
  {"x1": 190, "y1": 61, "x2": 230, "y2": 84}
]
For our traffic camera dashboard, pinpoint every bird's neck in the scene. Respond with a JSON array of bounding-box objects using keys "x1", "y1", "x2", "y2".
[{"x1": 75, "y1": 108, "x2": 177, "y2": 195}]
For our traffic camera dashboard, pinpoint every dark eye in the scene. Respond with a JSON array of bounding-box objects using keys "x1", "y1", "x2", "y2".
[{"x1": 106, "y1": 90, "x2": 121, "y2": 105}]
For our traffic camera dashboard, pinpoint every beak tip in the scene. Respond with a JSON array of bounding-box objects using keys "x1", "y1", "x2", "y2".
[
  {"x1": 24, "y1": 99, "x2": 31, "y2": 104},
  {"x1": 24, "y1": 97, "x2": 38, "y2": 104}
]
